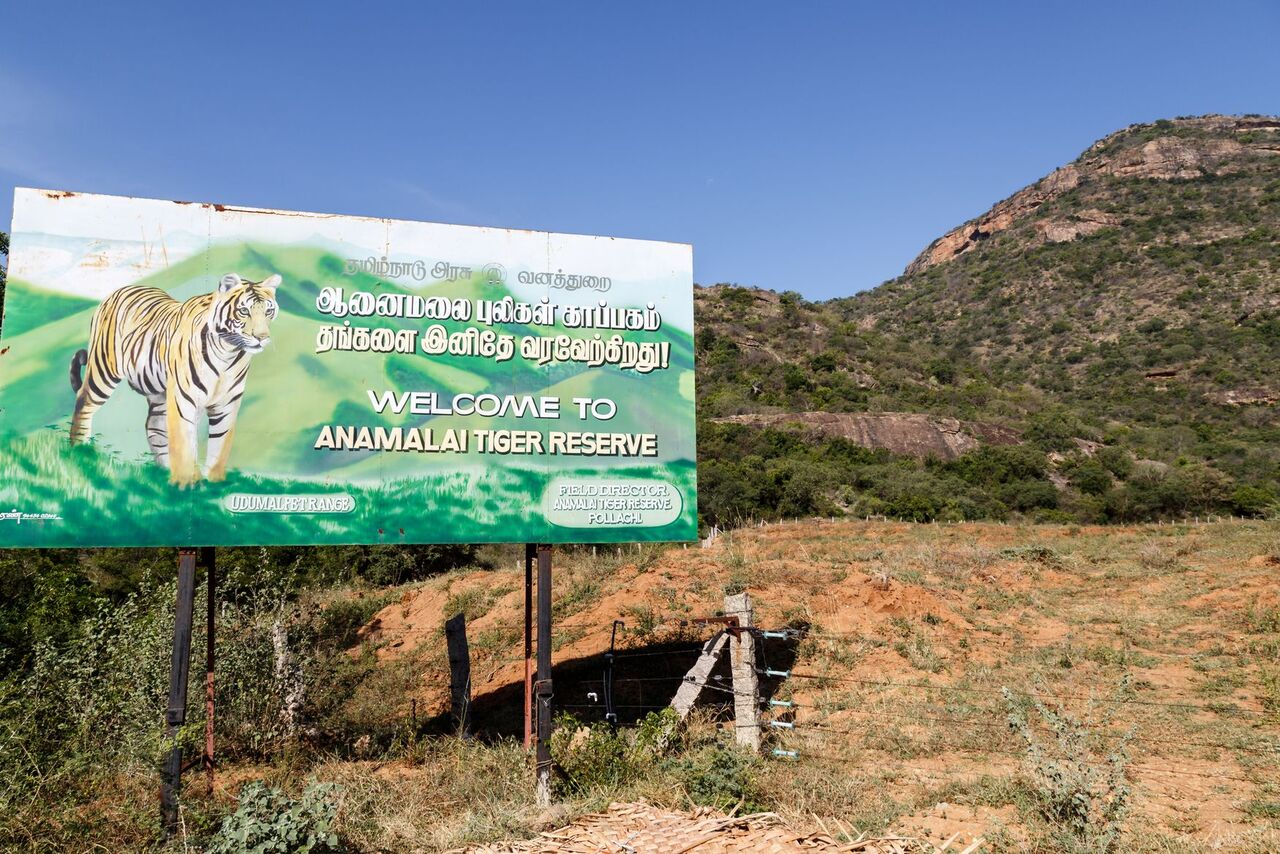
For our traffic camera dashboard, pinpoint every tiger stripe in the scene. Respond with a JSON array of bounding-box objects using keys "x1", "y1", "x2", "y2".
[{"x1": 68, "y1": 272, "x2": 281, "y2": 487}]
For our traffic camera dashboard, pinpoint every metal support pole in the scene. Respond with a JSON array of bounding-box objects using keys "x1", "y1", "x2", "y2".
[
  {"x1": 445, "y1": 612, "x2": 472, "y2": 736},
  {"x1": 534, "y1": 543, "x2": 553, "y2": 806},
  {"x1": 604, "y1": 620, "x2": 623, "y2": 730},
  {"x1": 201, "y1": 547, "x2": 216, "y2": 798},
  {"x1": 523, "y1": 543, "x2": 535, "y2": 751},
  {"x1": 161, "y1": 549, "x2": 198, "y2": 837}
]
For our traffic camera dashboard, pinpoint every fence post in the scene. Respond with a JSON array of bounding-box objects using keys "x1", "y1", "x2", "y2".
[
  {"x1": 271, "y1": 618, "x2": 303, "y2": 737},
  {"x1": 445, "y1": 612, "x2": 471, "y2": 736},
  {"x1": 724, "y1": 592, "x2": 760, "y2": 751},
  {"x1": 670, "y1": 630, "x2": 730, "y2": 719}
]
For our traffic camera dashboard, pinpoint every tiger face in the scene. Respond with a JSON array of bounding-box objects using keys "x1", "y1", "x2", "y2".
[{"x1": 214, "y1": 273, "x2": 281, "y2": 353}]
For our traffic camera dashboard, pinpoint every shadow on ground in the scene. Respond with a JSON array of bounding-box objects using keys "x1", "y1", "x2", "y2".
[{"x1": 456, "y1": 630, "x2": 804, "y2": 738}]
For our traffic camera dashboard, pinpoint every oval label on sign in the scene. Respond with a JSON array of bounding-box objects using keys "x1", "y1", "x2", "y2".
[
  {"x1": 224, "y1": 493, "x2": 356, "y2": 514},
  {"x1": 542, "y1": 477, "x2": 683, "y2": 528}
]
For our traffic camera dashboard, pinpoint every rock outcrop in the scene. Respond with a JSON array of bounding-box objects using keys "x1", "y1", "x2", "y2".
[
  {"x1": 714, "y1": 411, "x2": 1020, "y2": 460},
  {"x1": 905, "y1": 115, "x2": 1280, "y2": 274},
  {"x1": 1208, "y1": 387, "x2": 1278, "y2": 406},
  {"x1": 1034, "y1": 209, "x2": 1121, "y2": 243}
]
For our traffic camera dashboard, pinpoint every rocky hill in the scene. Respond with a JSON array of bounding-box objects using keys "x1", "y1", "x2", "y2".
[
  {"x1": 904, "y1": 115, "x2": 1280, "y2": 274},
  {"x1": 695, "y1": 115, "x2": 1280, "y2": 525}
]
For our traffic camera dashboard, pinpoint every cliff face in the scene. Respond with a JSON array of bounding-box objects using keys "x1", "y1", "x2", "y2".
[
  {"x1": 904, "y1": 115, "x2": 1280, "y2": 275},
  {"x1": 714, "y1": 412, "x2": 1020, "y2": 460}
]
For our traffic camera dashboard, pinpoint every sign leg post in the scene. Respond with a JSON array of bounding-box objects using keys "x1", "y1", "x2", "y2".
[
  {"x1": 161, "y1": 548, "x2": 198, "y2": 837},
  {"x1": 201, "y1": 547, "x2": 216, "y2": 797},
  {"x1": 445, "y1": 612, "x2": 472, "y2": 736},
  {"x1": 523, "y1": 543, "x2": 535, "y2": 751},
  {"x1": 535, "y1": 543, "x2": 553, "y2": 806}
]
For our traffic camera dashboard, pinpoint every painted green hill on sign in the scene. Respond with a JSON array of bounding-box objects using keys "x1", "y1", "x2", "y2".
[{"x1": 0, "y1": 242, "x2": 695, "y2": 479}]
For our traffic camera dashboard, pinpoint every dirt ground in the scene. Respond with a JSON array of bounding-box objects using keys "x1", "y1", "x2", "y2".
[{"x1": 348, "y1": 519, "x2": 1280, "y2": 851}]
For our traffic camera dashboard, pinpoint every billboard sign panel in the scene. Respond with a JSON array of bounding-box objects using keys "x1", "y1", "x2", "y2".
[{"x1": 0, "y1": 189, "x2": 696, "y2": 546}]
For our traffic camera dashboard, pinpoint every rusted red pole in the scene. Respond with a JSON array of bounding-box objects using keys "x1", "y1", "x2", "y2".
[
  {"x1": 535, "y1": 544, "x2": 553, "y2": 805},
  {"x1": 523, "y1": 543, "x2": 534, "y2": 750}
]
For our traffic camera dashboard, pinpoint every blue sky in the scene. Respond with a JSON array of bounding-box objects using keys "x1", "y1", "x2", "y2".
[{"x1": 2, "y1": 1, "x2": 1277, "y2": 300}]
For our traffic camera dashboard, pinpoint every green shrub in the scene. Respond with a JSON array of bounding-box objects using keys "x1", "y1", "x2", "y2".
[
  {"x1": 1003, "y1": 689, "x2": 1132, "y2": 854},
  {"x1": 550, "y1": 709, "x2": 679, "y2": 794},
  {"x1": 667, "y1": 743, "x2": 763, "y2": 811},
  {"x1": 998, "y1": 480, "x2": 1059, "y2": 512},
  {"x1": 1095, "y1": 446, "x2": 1133, "y2": 479},
  {"x1": 1231, "y1": 485, "x2": 1276, "y2": 517},
  {"x1": 1068, "y1": 460, "x2": 1112, "y2": 497},
  {"x1": 927, "y1": 358, "x2": 957, "y2": 384},
  {"x1": 1025, "y1": 411, "x2": 1087, "y2": 452},
  {"x1": 998, "y1": 545, "x2": 1063, "y2": 567},
  {"x1": 206, "y1": 781, "x2": 345, "y2": 853},
  {"x1": 719, "y1": 286, "x2": 755, "y2": 308}
]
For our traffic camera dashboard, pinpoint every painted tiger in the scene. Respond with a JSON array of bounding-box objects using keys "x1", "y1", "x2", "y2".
[{"x1": 69, "y1": 273, "x2": 282, "y2": 487}]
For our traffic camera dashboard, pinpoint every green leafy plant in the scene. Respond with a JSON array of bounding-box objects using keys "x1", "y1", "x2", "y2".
[
  {"x1": 893, "y1": 629, "x2": 945, "y2": 673},
  {"x1": 623, "y1": 604, "x2": 659, "y2": 640},
  {"x1": 997, "y1": 545, "x2": 1063, "y2": 568},
  {"x1": 1261, "y1": 668, "x2": 1280, "y2": 724},
  {"x1": 206, "y1": 780, "x2": 345, "y2": 854},
  {"x1": 667, "y1": 743, "x2": 763, "y2": 812},
  {"x1": 550, "y1": 708, "x2": 679, "y2": 794},
  {"x1": 1003, "y1": 687, "x2": 1133, "y2": 853}
]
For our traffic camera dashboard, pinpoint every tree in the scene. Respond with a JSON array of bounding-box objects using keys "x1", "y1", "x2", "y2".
[
  {"x1": 1095, "y1": 445, "x2": 1134, "y2": 479},
  {"x1": 1069, "y1": 459, "x2": 1113, "y2": 496},
  {"x1": 1231, "y1": 485, "x2": 1276, "y2": 517},
  {"x1": 927, "y1": 357, "x2": 957, "y2": 385}
]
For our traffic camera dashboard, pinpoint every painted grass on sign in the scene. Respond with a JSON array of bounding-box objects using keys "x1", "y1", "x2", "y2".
[{"x1": 0, "y1": 431, "x2": 698, "y2": 547}]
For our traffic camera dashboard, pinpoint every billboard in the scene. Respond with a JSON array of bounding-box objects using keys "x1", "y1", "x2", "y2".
[{"x1": 0, "y1": 189, "x2": 696, "y2": 547}]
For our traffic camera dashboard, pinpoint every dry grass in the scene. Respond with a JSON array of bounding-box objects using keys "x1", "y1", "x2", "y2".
[
  {"x1": 319, "y1": 741, "x2": 544, "y2": 851},
  {"x1": 323, "y1": 520, "x2": 1279, "y2": 850},
  {"x1": 48, "y1": 519, "x2": 1279, "y2": 853}
]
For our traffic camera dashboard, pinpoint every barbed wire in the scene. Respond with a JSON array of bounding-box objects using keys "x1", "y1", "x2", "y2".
[
  {"x1": 807, "y1": 711, "x2": 1276, "y2": 756},
  {"x1": 530, "y1": 623, "x2": 1264, "y2": 714},
  {"x1": 577, "y1": 674, "x2": 702, "y2": 685},
  {"x1": 483, "y1": 616, "x2": 1277, "y2": 767},
  {"x1": 612, "y1": 646, "x2": 708, "y2": 660},
  {"x1": 786, "y1": 748, "x2": 1261, "y2": 785},
  {"x1": 779, "y1": 670, "x2": 1268, "y2": 716},
  {"x1": 551, "y1": 694, "x2": 1277, "y2": 768},
  {"x1": 778, "y1": 725, "x2": 1264, "y2": 784},
  {"x1": 668, "y1": 674, "x2": 1280, "y2": 754},
  {"x1": 559, "y1": 702, "x2": 669, "y2": 711}
]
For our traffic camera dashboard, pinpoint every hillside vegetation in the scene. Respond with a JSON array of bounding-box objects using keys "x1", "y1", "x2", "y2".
[{"x1": 696, "y1": 115, "x2": 1280, "y2": 526}]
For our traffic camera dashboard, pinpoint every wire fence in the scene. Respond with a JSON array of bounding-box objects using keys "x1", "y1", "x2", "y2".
[
  {"x1": 455, "y1": 590, "x2": 1278, "y2": 794},
  {"x1": 780, "y1": 669, "x2": 1268, "y2": 715},
  {"x1": 541, "y1": 619, "x2": 1279, "y2": 788}
]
